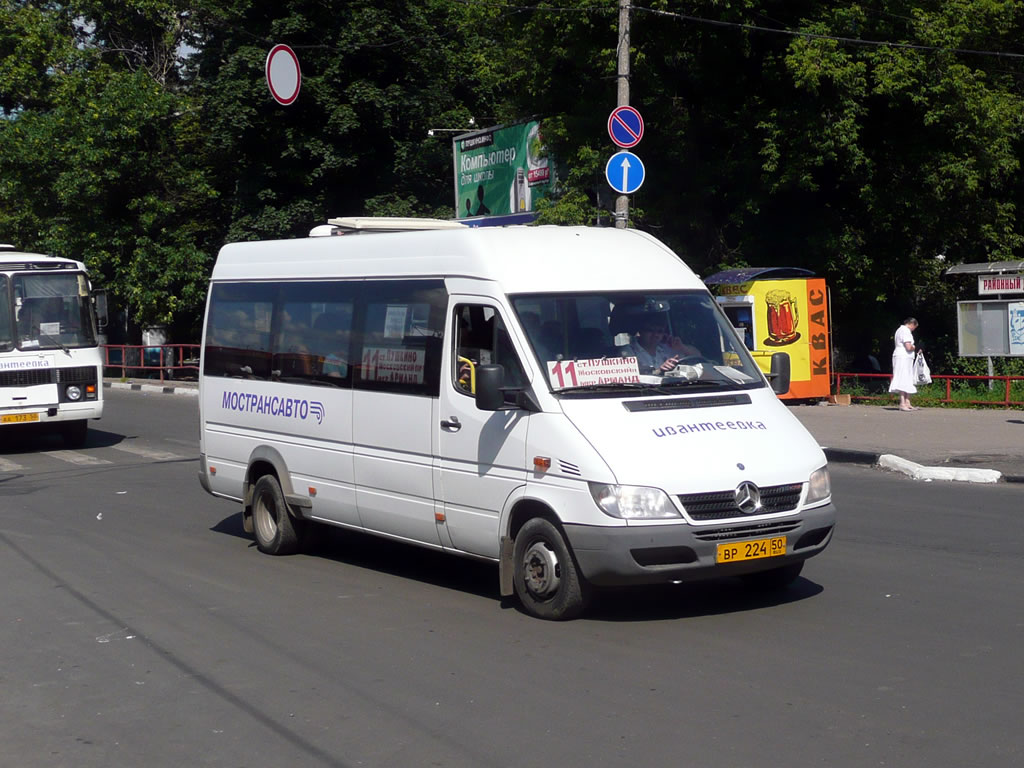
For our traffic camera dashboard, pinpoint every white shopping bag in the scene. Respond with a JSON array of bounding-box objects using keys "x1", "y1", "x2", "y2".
[{"x1": 914, "y1": 352, "x2": 932, "y2": 386}]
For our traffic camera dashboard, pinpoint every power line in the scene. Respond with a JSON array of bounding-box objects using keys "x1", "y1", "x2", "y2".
[{"x1": 632, "y1": 5, "x2": 1024, "y2": 61}]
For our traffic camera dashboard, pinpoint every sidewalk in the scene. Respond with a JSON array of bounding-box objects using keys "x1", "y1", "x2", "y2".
[
  {"x1": 788, "y1": 402, "x2": 1024, "y2": 483},
  {"x1": 103, "y1": 379, "x2": 1024, "y2": 483},
  {"x1": 105, "y1": 377, "x2": 198, "y2": 396}
]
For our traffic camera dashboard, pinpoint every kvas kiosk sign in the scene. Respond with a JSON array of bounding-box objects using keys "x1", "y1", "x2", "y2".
[{"x1": 978, "y1": 274, "x2": 1024, "y2": 295}]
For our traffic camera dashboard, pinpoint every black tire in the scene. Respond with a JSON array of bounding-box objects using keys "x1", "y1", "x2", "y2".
[
  {"x1": 251, "y1": 474, "x2": 305, "y2": 555},
  {"x1": 513, "y1": 517, "x2": 590, "y2": 620},
  {"x1": 61, "y1": 420, "x2": 88, "y2": 448},
  {"x1": 741, "y1": 561, "x2": 804, "y2": 591}
]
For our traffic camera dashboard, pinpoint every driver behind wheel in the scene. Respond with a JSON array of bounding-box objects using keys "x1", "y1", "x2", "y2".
[{"x1": 623, "y1": 317, "x2": 700, "y2": 374}]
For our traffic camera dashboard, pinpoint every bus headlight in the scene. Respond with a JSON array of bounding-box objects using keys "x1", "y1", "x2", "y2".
[
  {"x1": 589, "y1": 483, "x2": 680, "y2": 520},
  {"x1": 65, "y1": 385, "x2": 82, "y2": 401},
  {"x1": 806, "y1": 466, "x2": 831, "y2": 504}
]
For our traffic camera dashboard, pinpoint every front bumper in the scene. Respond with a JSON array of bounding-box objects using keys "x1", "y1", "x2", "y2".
[{"x1": 563, "y1": 502, "x2": 836, "y2": 587}]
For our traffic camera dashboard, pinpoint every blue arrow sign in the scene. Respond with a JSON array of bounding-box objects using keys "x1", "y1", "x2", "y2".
[
  {"x1": 605, "y1": 151, "x2": 645, "y2": 194},
  {"x1": 608, "y1": 106, "x2": 644, "y2": 148}
]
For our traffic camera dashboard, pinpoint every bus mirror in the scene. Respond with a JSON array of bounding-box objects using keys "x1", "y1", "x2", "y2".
[
  {"x1": 93, "y1": 290, "x2": 108, "y2": 329},
  {"x1": 769, "y1": 352, "x2": 791, "y2": 395},
  {"x1": 475, "y1": 364, "x2": 506, "y2": 411}
]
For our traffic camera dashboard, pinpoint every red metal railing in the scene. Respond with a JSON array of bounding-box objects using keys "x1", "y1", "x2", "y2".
[
  {"x1": 103, "y1": 344, "x2": 200, "y2": 383},
  {"x1": 834, "y1": 372, "x2": 1024, "y2": 408}
]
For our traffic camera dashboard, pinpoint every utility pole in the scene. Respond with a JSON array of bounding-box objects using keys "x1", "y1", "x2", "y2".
[{"x1": 615, "y1": 0, "x2": 631, "y2": 229}]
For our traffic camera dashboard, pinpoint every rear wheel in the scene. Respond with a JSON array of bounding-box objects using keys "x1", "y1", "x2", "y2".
[
  {"x1": 251, "y1": 474, "x2": 305, "y2": 555},
  {"x1": 513, "y1": 517, "x2": 590, "y2": 620},
  {"x1": 741, "y1": 561, "x2": 804, "y2": 591},
  {"x1": 61, "y1": 420, "x2": 88, "y2": 448}
]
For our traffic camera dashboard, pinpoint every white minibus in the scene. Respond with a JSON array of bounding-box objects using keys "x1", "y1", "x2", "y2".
[
  {"x1": 1, "y1": 245, "x2": 107, "y2": 446},
  {"x1": 198, "y1": 219, "x2": 835, "y2": 619}
]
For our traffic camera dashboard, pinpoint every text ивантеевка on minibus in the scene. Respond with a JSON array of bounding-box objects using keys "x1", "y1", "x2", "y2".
[
  {"x1": 197, "y1": 219, "x2": 835, "y2": 620},
  {"x1": 0, "y1": 244, "x2": 108, "y2": 447}
]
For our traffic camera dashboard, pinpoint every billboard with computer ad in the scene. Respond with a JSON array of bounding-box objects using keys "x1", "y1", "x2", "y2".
[{"x1": 452, "y1": 120, "x2": 555, "y2": 222}]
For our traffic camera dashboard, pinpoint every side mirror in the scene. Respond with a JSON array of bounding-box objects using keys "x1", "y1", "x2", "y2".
[
  {"x1": 93, "y1": 289, "x2": 109, "y2": 330},
  {"x1": 769, "y1": 352, "x2": 791, "y2": 395},
  {"x1": 475, "y1": 364, "x2": 506, "y2": 411}
]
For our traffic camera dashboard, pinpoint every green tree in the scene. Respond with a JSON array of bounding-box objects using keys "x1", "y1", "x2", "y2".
[{"x1": 0, "y1": 0, "x2": 218, "y2": 338}]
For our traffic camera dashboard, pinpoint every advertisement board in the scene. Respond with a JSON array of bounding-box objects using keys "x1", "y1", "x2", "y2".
[
  {"x1": 711, "y1": 276, "x2": 830, "y2": 399},
  {"x1": 453, "y1": 120, "x2": 554, "y2": 220}
]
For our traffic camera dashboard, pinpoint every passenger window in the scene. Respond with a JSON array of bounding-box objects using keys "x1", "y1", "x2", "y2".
[
  {"x1": 453, "y1": 304, "x2": 526, "y2": 397},
  {"x1": 204, "y1": 283, "x2": 275, "y2": 379},
  {"x1": 273, "y1": 282, "x2": 355, "y2": 386},
  {"x1": 353, "y1": 280, "x2": 446, "y2": 396}
]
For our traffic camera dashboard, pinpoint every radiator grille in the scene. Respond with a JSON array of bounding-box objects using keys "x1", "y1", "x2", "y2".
[
  {"x1": 692, "y1": 520, "x2": 801, "y2": 542},
  {"x1": 0, "y1": 368, "x2": 53, "y2": 387},
  {"x1": 56, "y1": 366, "x2": 97, "y2": 384},
  {"x1": 0, "y1": 365, "x2": 96, "y2": 388},
  {"x1": 680, "y1": 482, "x2": 803, "y2": 521}
]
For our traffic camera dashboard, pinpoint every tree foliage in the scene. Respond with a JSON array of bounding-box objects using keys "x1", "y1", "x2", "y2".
[{"x1": 2, "y1": 0, "x2": 1024, "y2": 368}]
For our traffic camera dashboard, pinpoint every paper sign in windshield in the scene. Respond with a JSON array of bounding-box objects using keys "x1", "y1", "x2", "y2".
[
  {"x1": 362, "y1": 346, "x2": 425, "y2": 384},
  {"x1": 547, "y1": 357, "x2": 640, "y2": 389}
]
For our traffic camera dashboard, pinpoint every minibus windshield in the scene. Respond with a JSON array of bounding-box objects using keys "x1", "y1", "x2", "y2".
[
  {"x1": 13, "y1": 273, "x2": 97, "y2": 351},
  {"x1": 512, "y1": 291, "x2": 765, "y2": 394}
]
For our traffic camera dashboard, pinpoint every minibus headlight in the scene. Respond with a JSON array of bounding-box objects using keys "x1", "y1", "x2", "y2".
[
  {"x1": 589, "y1": 483, "x2": 680, "y2": 520},
  {"x1": 66, "y1": 385, "x2": 82, "y2": 401},
  {"x1": 806, "y1": 466, "x2": 831, "y2": 504}
]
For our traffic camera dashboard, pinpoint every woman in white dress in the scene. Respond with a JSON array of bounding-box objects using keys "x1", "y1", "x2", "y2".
[{"x1": 889, "y1": 317, "x2": 919, "y2": 411}]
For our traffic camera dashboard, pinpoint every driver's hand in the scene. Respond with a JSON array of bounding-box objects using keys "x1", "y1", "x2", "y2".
[
  {"x1": 659, "y1": 355, "x2": 680, "y2": 372},
  {"x1": 670, "y1": 338, "x2": 700, "y2": 357}
]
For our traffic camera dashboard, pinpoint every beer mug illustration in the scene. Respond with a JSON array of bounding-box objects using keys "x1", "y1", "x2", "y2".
[{"x1": 764, "y1": 289, "x2": 800, "y2": 346}]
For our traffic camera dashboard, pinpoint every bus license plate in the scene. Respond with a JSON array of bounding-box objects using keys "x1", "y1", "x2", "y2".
[
  {"x1": 2, "y1": 413, "x2": 40, "y2": 424},
  {"x1": 717, "y1": 536, "x2": 786, "y2": 564}
]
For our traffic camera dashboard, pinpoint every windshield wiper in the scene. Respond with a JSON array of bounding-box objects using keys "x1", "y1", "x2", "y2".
[
  {"x1": 658, "y1": 377, "x2": 733, "y2": 387},
  {"x1": 38, "y1": 331, "x2": 71, "y2": 355},
  {"x1": 554, "y1": 382, "x2": 657, "y2": 394}
]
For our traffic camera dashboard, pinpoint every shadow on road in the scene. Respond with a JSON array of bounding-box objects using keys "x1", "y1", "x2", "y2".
[
  {"x1": 211, "y1": 512, "x2": 824, "y2": 621},
  {"x1": 0, "y1": 424, "x2": 127, "y2": 454}
]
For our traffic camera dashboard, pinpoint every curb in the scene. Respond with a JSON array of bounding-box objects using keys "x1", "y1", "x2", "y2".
[
  {"x1": 104, "y1": 380, "x2": 198, "y2": 397},
  {"x1": 823, "y1": 446, "x2": 1016, "y2": 483}
]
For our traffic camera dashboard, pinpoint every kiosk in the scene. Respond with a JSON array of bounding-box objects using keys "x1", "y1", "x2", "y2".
[{"x1": 705, "y1": 267, "x2": 832, "y2": 400}]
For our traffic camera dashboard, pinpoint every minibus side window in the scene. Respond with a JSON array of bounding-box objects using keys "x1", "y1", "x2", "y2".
[
  {"x1": 353, "y1": 280, "x2": 446, "y2": 396},
  {"x1": 273, "y1": 282, "x2": 355, "y2": 386},
  {"x1": 204, "y1": 282, "x2": 275, "y2": 379},
  {"x1": 452, "y1": 304, "x2": 526, "y2": 396}
]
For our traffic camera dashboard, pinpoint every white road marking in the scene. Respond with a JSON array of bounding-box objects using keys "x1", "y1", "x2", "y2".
[
  {"x1": 110, "y1": 443, "x2": 183, "y2": 461},
  {"x1": 0, "y1": 457, "x2": 24, "y2": 472},
  {"x1": 41, "y1": 450, "x2": 112, "y2": 466}
]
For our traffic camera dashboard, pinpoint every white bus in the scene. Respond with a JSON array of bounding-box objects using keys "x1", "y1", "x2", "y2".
[
  {"x1": 198, "y1": 219, "x2": 835, "y2": 620},
  {"x1": 0, "y1": 245, "x2": 108, "y2": 446}
]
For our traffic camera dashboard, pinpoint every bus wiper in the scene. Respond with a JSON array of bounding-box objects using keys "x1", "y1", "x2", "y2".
[{"x1": 39, "y1": 331, "x2": 71, "y2": 355}]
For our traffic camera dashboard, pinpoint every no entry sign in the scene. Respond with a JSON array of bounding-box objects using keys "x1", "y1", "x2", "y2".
[{"x1": 266, "y1": 44, "x2": 301, "y2": 106}]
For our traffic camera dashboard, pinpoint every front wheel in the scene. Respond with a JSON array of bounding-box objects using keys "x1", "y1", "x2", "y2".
[
  {"x1": 513, "y1": 518, "x2": 590, "y2": 620},
  {"x1": 251, "y1": 474, "x2": 305, "y2": 555}
]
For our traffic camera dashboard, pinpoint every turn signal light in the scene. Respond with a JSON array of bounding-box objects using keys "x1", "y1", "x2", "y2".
[{"x1": 533, "y1": 456, "x2": 551, "y2": 471}]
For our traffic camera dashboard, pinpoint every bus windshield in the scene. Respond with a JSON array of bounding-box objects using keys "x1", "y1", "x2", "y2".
[
  {"x1": 12, "y1": 273, "x2": 97, "y2": 351},
  {"x1": 511, "y1": 290, "x2": 765, "y2": 394}
]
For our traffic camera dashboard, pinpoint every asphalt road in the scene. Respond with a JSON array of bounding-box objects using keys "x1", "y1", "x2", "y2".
[{"x1": 1, "y1": 389, "x2": 1021, "y2": 767}]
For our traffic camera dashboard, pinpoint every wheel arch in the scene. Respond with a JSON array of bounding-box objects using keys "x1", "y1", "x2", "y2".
[
  {"x1": 498, "y1": 494, "x2": 564, "y2": 598},
  {"x1": 242, "y1": 445, "x2": 306, "y2": 533}
]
